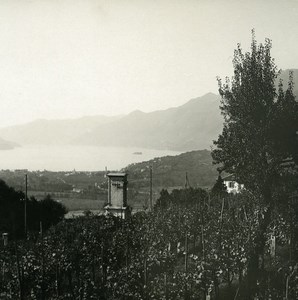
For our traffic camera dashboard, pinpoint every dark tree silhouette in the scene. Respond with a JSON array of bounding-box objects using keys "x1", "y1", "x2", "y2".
[
  {"x1": 0, "y1": 180, "x2": 67, "y2": 238},
  {"x1": 213, "y1": 32, "x2": 297, "y2": 200},
  {"x1": 211, "y1": 174, "x2": 228, "y2": 199},
  {"x1": 212, "y1": 31, "x2": 298, "y2": 295}
]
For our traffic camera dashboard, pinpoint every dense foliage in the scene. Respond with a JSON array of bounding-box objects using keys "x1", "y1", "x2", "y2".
[
  {"x1": 212, "y1": 32, "x2": 298, "y2": 296},
  {"x1": 1, "y1": 187, "x2": 298, "y2": 299},
  {"x1": 125, "y1": 150, "x2": 218, "y2": 189},
  {"x1": 0, "y1": 180, "x2": 67, "y2": 238},
  {"x1": 213, "y1": 32, "x2": 298, "y2": 198}
]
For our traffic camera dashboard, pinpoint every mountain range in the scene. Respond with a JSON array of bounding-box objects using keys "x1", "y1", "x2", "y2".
[
  {"x1": 0, "y1": 137, "x2": 19, "y2": 150},
  {"x1": 0, "y1": 93, "x2": 223, "y2": 151},
  {"x1": 0, "y1": 69, "x2": 297, "y2": 152}
]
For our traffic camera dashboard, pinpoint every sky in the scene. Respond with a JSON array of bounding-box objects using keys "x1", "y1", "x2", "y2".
[{"x1": 0, "y1": 0, "x2": 298, "y2": 127}]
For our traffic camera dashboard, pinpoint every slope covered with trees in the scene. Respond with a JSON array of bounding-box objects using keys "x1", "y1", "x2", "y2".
[{"x1": 125, "y1": 150, "x2": 218, "y2": 189}]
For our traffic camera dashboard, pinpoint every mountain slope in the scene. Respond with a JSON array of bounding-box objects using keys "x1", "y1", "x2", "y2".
[
  {"x1": 74, "y1": 93, "x2": 223, "y2": 151},
  {"x1": 278, "y1": 69, "x2": 298, "y2": 96},
  {"x1": 1, "y1": 67, "x2": 296, "y2": 152},
  {"x1": 0, "y1": 115, "x2": 123, "y2": 145},
  {"x1": 0, "y1": 137, "x2": 19, "y2": 150},
  {"x1": 124, "y1": 149, "x2": 218, "y2": 189},
  {"x1": 0, "y1": 93, "x2": 223, "y2": 151}
]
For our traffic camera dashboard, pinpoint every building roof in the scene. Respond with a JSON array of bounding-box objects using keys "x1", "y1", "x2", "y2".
[
  {"x1": 223, "y1": 174, "x2": 244, "y2": 184},
  {"x1": 222, "y1": 174, "x2": 236, "y2": 181}
]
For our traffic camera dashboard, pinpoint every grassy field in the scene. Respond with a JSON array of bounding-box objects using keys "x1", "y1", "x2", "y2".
[
  {"x1": 59, "y1": 198, "x2": 106, "y2": 211},
  {"x1": 27, "y1": 185, "x2": 162, "y2": 214},
  {"x1": 28, "y1": 190, "x2": 107, "y2": 211}
]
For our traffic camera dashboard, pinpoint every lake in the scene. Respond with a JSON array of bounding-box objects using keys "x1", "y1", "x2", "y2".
[{"x1": 0, "y1": 145, "x2": 180, "y2": 171}]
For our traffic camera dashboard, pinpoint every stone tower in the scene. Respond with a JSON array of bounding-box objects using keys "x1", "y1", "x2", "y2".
[{"x1": 104, "y1": 172, "x2": 130, "y2": 219}]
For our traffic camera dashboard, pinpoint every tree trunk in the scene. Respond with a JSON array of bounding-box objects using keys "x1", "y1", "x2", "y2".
[{"x1": 246, "y1": 193, "x2": 272, "y2": 298}]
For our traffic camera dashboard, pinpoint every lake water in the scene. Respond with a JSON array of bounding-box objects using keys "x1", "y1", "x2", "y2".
[{"x1": 0, "y1": 145, "x2": 180, "y2": 171}]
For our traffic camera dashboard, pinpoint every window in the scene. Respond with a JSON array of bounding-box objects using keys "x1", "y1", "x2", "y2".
[{"x1": 229, "y1": 181, "x2": 235, "y2": 188}]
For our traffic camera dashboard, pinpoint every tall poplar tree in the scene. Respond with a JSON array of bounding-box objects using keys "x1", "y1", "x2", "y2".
[
  {"x1": 212, "y1": 31, "x2": 298, "y2": 294},
  {"x1": 212, "y1": 31, "x2": 297, "y2": 203}
]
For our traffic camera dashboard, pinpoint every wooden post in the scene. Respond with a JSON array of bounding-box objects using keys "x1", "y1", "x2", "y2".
[
  {"x1": 56, "y1": 264, "x2": 60, "y2": 297},
  {"x1": 184, "y1": 233, "x2": 189, "y2": 300},
  {"x1": 15, "y1": 242, "x2": 24, "y2": 300},
  {"x1": 164, "y1": 273, "x2": 168, "y2": 300},
  {"x1": 201, "y1": 225, "x2": 205, "y2": 260},
  {"x1": 40, "y1": 221, "x2": 46, "y2": 300},
  {"x1": 185, "y1": 233, "x2": 188, "y2": 273},
  {"x1": 220, "y1": 198, "x2": 225, "y2": 225},
  {"x1": 101, "y1": 239, "x2": 105, "y2": 284},
  {"x1": 39, "y1": 221, "x2": 43, "y2": 236},
  {"x1": 126, "y1": 233, "x2": 129, "y2": 280},
  {"x1": 24, "y1": 174, "x2": 28, "y2": 237},
  {"x1": 285, "y1": 275, "x2": 289, "y2": 300},
  {"x1": 149, "y1": 166, "x2": 153, "y2": 211},
  {"x1": 144, "y1": 258, "x2": 148, "y2": 299}
]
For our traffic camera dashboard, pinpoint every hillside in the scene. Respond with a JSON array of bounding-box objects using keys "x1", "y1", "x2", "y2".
[
  {"x1": 0, "y1": 137, "x2": 19, "y2": 150},
  {"x1": 278, "y1": 69, "x2": 298, "y2": 96},
  {"x1": 122, "y1": 149, "x2": 218, "y2": 209},
  {"x1": 0, "y1": 150, "x2": 218, "y2": 211},
  {"x1": 74, "y1": 93, "x2": 223, "y2": 151},
  {"x1": 0, "y1": 93, "x2": 222, "y2": 151},
  {"x1": 0, "y1": 68, "x2": 296, "y2": 152},
  {"x1": 0, "y1": 115, "x2": 122, "y2": 145},
  {"x1": 124, "y1": 149, "x2": 218, "y2": 190}
]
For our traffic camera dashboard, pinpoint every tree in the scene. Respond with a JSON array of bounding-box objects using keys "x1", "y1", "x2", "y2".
[
  {"x1": 0, "y1": 180, "x2": 67, "y2": 238},
  {"x1": 212, "y1": 31, "x2": 298, "y2": 294},
  {"x1": 0, "y1": 179, "x2": 25, "y2": 237},
  {"x1": 211, "y1": 174, "x2": 228, "y2": 199},
  {"x1": 39, "y1": 194, "x2": 67, "y2": 230},
  {"x1": 213, "y1": 32, "x2": 297, "y2": 201}
]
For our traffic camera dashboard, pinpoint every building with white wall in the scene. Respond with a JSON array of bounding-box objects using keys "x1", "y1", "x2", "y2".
[{"x1": 223, "y1": 174, "x2": 244, "y2": 194}]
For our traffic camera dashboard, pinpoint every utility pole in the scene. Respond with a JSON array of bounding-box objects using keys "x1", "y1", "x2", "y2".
[
  {"x1": 149, "y1": 166, "x2": 153, "y2": 211},
  {"x1": 24, "y1": 174, "x2": 28, "y2": 237}
]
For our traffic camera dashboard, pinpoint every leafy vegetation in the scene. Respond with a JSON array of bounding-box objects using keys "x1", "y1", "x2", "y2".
[
  {"x1": 1, "y1": 32, "x2": 297, "y2": 299},
  {"x1": 125, "y1": 150, "x2": 217, "y2": 190},
  {"x1": 212, "y1": 31, "x2": 298, "y2": 297},
  {"x1": 0, "y1": 180, "x2": 67, "y2": 238},
  {"x1": 1, "y1": 188, "x2": 298, "y2": 299},
  {"x1": 0, "y1": 150, "x2": 218, "y2": 212}
]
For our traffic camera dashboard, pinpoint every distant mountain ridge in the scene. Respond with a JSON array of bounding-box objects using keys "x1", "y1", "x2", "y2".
[
  {"x1": 0, "y1": 115, "x2": 123, "y2": 146},
  {"x1": 277, "y1": 69, "x2": 298, "y2": 96},
  {"x1": 73, "y1": 92, "x2": 223, "y2": 151},
  {"x1": 0, "y1": 137, "x2": 19, "y2": 150},
  {"x1": 0, "y1": 68, "x2": 297, "y2": 152},
  {"x1": 0, "y1": 93, "x2": 223, "y2": 151}
]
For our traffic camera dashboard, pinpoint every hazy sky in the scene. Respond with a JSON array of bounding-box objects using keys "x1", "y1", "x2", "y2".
[{"x1": 0, "y1": 0, "x2": 298, "y2": 127}]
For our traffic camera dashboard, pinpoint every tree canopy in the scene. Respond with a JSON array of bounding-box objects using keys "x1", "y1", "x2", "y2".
[
  {"x1": 212, "y1": 31, "x2": 298, "y2": 203},
  {"x1": 211, "y1": 32, "x2": 298, "y2": 296},
  {"x1": 0, "y1": 179, "x2": 67, "y2": 238}
]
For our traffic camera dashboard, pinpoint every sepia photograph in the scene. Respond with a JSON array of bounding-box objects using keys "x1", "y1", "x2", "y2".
[{"x1": 0, "y1": 0, "x2": 297, "y2": 299}]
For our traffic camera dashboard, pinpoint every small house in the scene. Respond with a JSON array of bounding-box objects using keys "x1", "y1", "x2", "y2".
[{"x1": 223, "y1": 174, "x2": 244, "y2": 194}]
